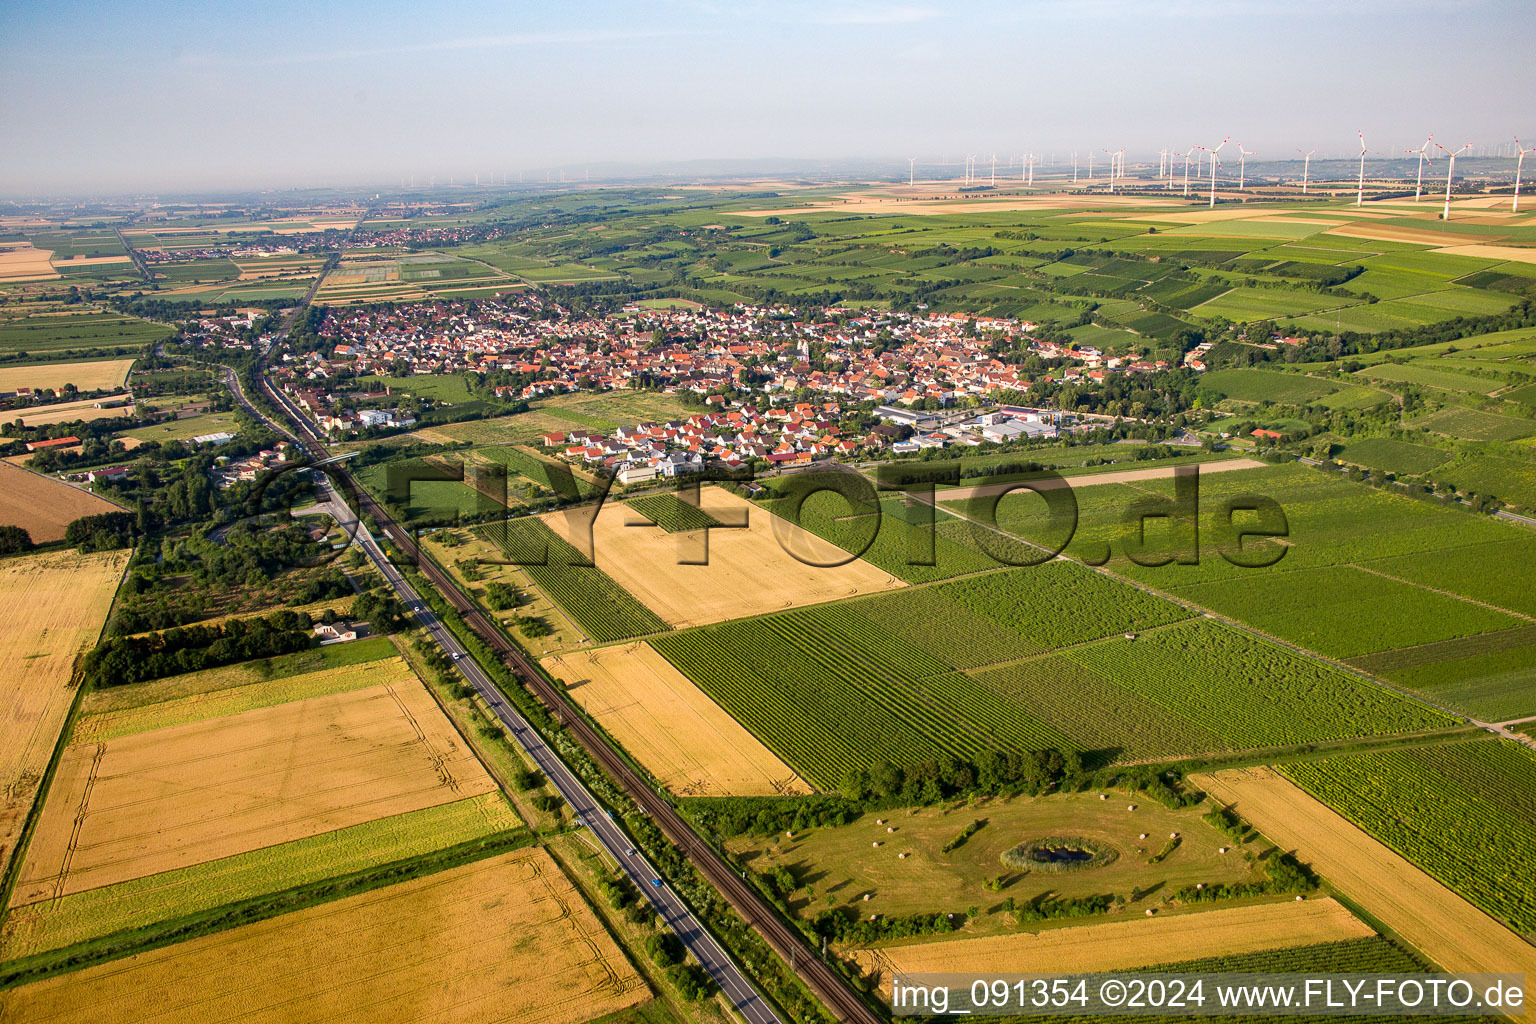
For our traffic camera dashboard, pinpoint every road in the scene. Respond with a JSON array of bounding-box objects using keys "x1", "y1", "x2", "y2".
[{"x1": 223, "y1": 313, "x2": 882, "y2": 1024}]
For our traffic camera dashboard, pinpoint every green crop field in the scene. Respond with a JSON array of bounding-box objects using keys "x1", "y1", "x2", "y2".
[
  {"x1": 1170, "y1": 565, "x2": 1520, "y2": 660},
  {"x1": 1338, "y1": 438, "x2": 1450, "y2": 476},
  {"x1": 1283, "y1": 740, "x2": 1536, "y2": 933},
  {"x1": 1200, "y1": 369, "x2": 1341, "y2": 404},
  {"x1": 1314, "y1": 385, "x2": 1391, "y2": 410},
  {"x1": 1410, "y1": 406, "x2": 1536, "y2": 442},
  {"x1": 1435, "y1": 455, "x2": 1536, "y2": 509},
  {"x1": 1347, "y1": 623, "x2": 1536, "y2": 721},
  {"x1": 0, "y1": 311, "x2": 171, "y2": 355},
  {"x1": 626, "y1": 493, "x2": 724, "y2": 533},
  {"x1": 476, "y1": 516, "x2": 668, "y2": 642},
  {"x1": 120, "y1": 410, "x2": 241, "y2": 442},
  {"x1": 1191, "y1": 286, "x2": 1342, "y2": 322},
  {"x1": 1358, "y1": 363, "x2": 1504, "y2": 394}
]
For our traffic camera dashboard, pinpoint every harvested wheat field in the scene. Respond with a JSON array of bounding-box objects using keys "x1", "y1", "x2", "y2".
[
  {"x1": 11, "y1": 677, "x2": 497, "y2": 905},
  {"x1": 855, "y1": 898, "x2": 1372, "y2": 983},
  {"x1": 0, "y1": 549, "x2": 126, "y2": 882},
  {"x1": 0, "y1": 461, "x2": 119, "y2": 542},
  {"x1": 0, "y1": 847, "x2": 650, "y2": 1024},
  {"x1": 1196, "y1": 767, "x2": 1536, "y2": 979},
  {"x1": 0, "y1": 357, "x2": 137, "y2": 393},
  {"x1": 3, "y1": 395, "x2": 134, "y2": 427},
  {"x1": 544, "y1": 643, "x2": 811, "y2": 797},
  {"x1": 937, "y1": 458, "x2": 1264, "y2": 502},
  {"x1": 543, "y1": 486, "x2": 902, "y2": 628},
  {"x1": 1324, "y1": 224, "x2": 1489, "y2": 246},
  {"x1": 0, "y1": 243, "x2": 57, "y2": 281},
  {"x1": 1431, "y1": 244, "x2": 1536, "y2": 265}
]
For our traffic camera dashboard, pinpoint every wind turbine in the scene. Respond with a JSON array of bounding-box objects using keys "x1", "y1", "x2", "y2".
[
  {"x1": 1208, "y1": 138, "x2": 1230, "y2": 208},
  {"x1": 1407, "y1": 135, "x2": 1435, "y2": 201},
  {"x1": 1183, "y1": 147, "x2": 1196, "y2": 197},
  {"x1": 908, "y1": 157, "x2": 915, "y2": 185},
  {"x1": 1071, "y1": 151, "x2": 1078, "y2": 184},
  {"x1": 990, "y1": 153, "x2": 997, "y2": 187},
  {"x1": 1103, "y1": 150, "x2": 1114, "y2": 191},
  {"x1": 1296, "y1": 148, "x2": 1318, "y2": 194},
  {"x1": 1436, "y1": 142, "x2": 1473, "y2": 220},
  {"x1": 1236, "y1": 142, "x2": 1255, "y2": 191},
  {"x1": 1514, "y1": 139, "x2": 1536, "y2": 213},
  {"x1": 1088, "y1": 150, "x2": 1094, "y2": 181},
  {"x1": 1355, "y1": 131, "x2": 1368, "y2": 207},
  {"x1": 1027, "y1": 153, "x2": 1036, "y2": 187}
]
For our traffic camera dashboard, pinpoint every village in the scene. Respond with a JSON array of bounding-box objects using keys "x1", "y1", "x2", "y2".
[{"x1": 248, "y1": 294, "x2": 1178, "y2": 476}]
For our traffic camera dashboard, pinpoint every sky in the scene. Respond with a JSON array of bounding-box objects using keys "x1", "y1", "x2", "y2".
[{"x1": 2, "y1": 0, "x2": 1533, "y2": 195}]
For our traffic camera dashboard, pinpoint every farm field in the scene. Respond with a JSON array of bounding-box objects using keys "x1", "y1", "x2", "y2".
[
  {"x1": 952, "y1": 461, "x2": 1536, "y2": 649},
  {"x1": 731, "y1": 789, "x2": 1261, "y2": 933},
  {"x1": 1346, "y1": 622, "x2": 1536, "y2": 721},
  {"x1": 539, "y1": 486, "x2": 902, "y2": 630},
  {"x1": 0, "y1": 356, "x2": 136, "y2": 393},
  {"x1": 1280, "y1": 740, "x2": 1536, "y2": 934},
  {"x1": 11, "y1": 671, "x2": 499, "y2": 904},
  {"x1": 1357, "y1": 362, "x2": 1504, "y2": 394},
  {"x1": 1, "y1": 394, "x2": 134, "y2": 427},
  {"x1": 0, "y1": 549, "x2": 127, "y2": 885},
  {"x1": 475, "y1": 516, "x2": 670, "y2": 643},
  {"x1": 1409, "y1": 407, "x2": 1536, "y2": 443},
  {"x1": 1337, "y1": 437, "x2": 1450, "y2": 475},
  {"x1": 0, "y1": 460, "x2": 120, "y2": 542},
  {"x1": 855, "y1": 899, "x2": 1371, "y2": 979},
  {"x1": 0, "y1": 848, "x2": 650, "y2": 1024},
  {"x1": 1197, "y1": 766, "x2": 1536, "y2": 978},
  {"x1": 0, "y1": 792, "x2": 519, "y2": 958},
  {"x1": 543, "y1": 643, "x2": 810, "y2": 797},
  {"x1": 648, "y1": 556, "x2": 1445, "y2": 784},
  {"x1": 1198, "y1": 368, "x2": 1341, "y2": 404},
  {"x1": 0, "y1": 310, "x2": 169, "y2": 354}
]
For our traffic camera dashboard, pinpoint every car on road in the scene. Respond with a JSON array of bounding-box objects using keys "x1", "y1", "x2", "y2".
[
  {"x1": 451, "y1": 652, "x2": 461, "y2": 660},
  {"x1": 651, "y1": 878, "x2": 662, "y2": 888},
  {"x1": 626, "y1": 848, "x2": 636, "y2": 856}
]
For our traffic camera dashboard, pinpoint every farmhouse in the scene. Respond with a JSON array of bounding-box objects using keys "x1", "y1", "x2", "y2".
[{"x1": 25, "y1": 436, "x2": 80, "y2": 452}]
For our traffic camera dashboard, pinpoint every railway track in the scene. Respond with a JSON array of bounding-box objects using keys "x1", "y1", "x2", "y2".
[{"x1": 245, "y1": 347, "x2": 882, "y2": 1024}]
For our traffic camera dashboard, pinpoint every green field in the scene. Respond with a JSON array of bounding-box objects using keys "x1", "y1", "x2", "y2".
[
  {"x1": 1337, "y1": 438, "x2": 1450, "y2": 476},
  {"x1": 475, "y1": 516, "x2": 668, "y2": 642},
  {"x1": 1358, "y1": 363, "x2": 1504, "y2": 395},
  {"x1": 1283, "y1": 740, "x2": 1536, "y2": 933},
  {"x1": 1200, "y1": 369, "x2": 1341, "y2": 404},
  {"x1": 1410, "y1": 406, "x2": 1536, "y2": 442},
  {"x1": 0, "y1": 311, "x2": 171, "y2": 355},
  {"x1": 652, "y1": 559, "x2": 1448, "y2": 784},
  {"x1": 626, "y1": 493, "x2": 725, "y2": 533}
]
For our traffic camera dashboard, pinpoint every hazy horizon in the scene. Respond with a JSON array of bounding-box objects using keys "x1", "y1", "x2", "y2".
[{"x1": 3, "y1": 0, "x2": 1534, "y2": 196}]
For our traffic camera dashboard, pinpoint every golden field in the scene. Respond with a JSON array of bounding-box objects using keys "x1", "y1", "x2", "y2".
[
  {"x1": 11, "y1": 677, "x2": 497, "y2": 905},
  {"x1": 0, "y1": 461, "x2": 121, "y2": 542},
  {"x1": 856, "y1": 898, "x2": 1373, "y2": 981},
  {"x1": 545, "y1": 643, "x2": 810, "y2": 797},
  {"x1": 0, "y1": 357, "x2": 137, "y2": 393},
  {"x1": 0, "y1": 848, "x2": 650, "y2": 1024},
  {"x1": 542, "y1": 486, "x2": 902, "y2": 629},
  {"x1": 1196, "y1": 767, "x2": 1536, "y2": 980},
  {"x1": 0, "y1": 549, "x2": 127, "y2": 883},
  {"x1": 2, "y1": 395, "x2": 134, "y2": 427}
]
